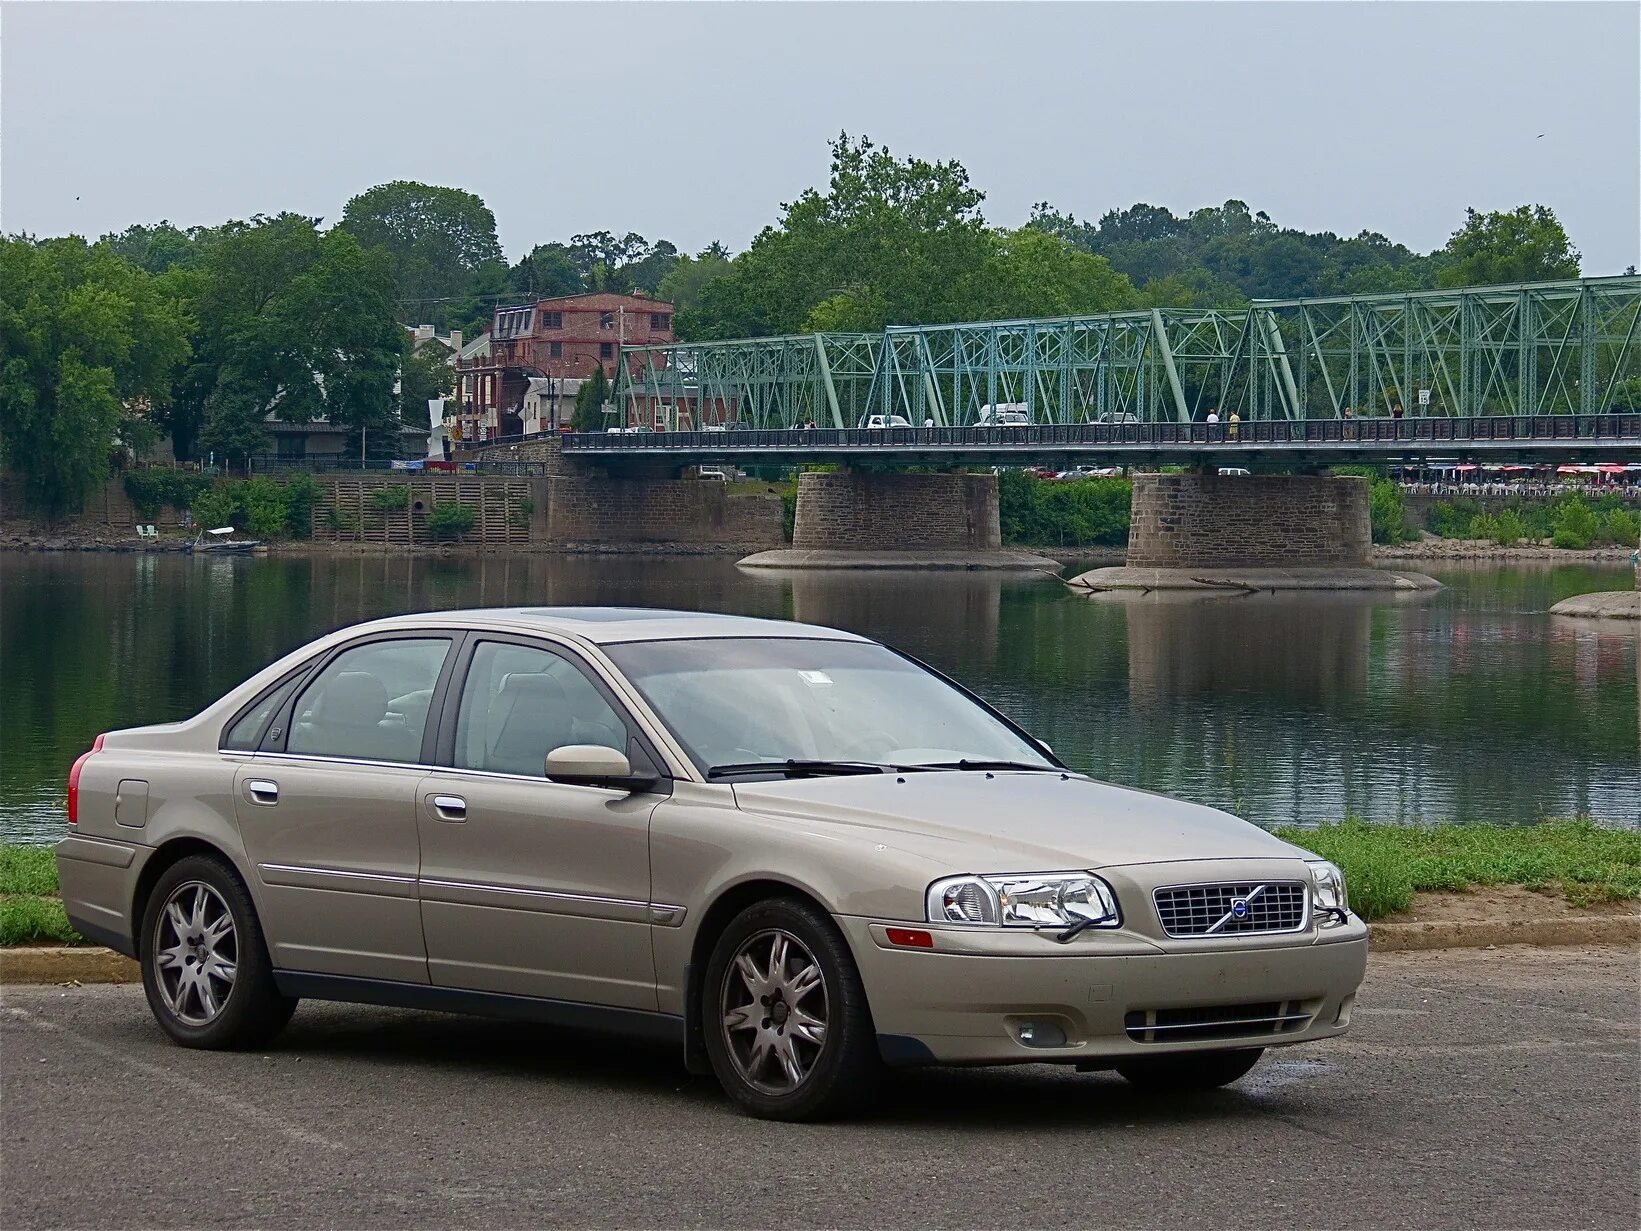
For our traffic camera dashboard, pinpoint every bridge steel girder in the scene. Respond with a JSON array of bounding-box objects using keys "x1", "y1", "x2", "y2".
[{"x1": 605, "y1": 277, "x2": 1639, "y2": 433}]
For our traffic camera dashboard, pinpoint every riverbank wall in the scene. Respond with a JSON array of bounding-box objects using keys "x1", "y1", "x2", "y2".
[{"x1": 0, "y1": 471, "x2": 785, "y2": 553}]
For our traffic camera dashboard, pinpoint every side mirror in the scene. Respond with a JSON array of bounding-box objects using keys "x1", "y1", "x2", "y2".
[{"x1": 545, "y1": 744, "x2": 656, "y2": 792}]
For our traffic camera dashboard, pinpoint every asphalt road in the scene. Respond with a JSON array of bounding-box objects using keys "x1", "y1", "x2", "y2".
[{"x1": 3, "y1": 947, "x2": 1637, "y2": 1230}]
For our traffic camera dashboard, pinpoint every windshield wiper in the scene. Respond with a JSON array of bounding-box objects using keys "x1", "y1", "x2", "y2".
[
  {"x1": 706, "y1": 759, "x2": 892, "y2": 781},
  {"x1": 909, "y1": 759, "x2": 1064, "y2": 774}
]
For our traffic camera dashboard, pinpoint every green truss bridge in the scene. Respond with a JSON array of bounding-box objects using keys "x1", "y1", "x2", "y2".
[{"x1": 598, "y1": 275, "x2": 1641, "y2": 434}]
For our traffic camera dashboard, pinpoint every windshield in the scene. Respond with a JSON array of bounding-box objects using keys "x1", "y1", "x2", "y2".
[{"x1": 603, "y1": 637, "x2": 1054, "y2": 776}]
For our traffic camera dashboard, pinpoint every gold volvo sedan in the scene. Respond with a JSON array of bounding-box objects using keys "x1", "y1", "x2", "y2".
[{"x1": 57, "y1": 608, "x2": 1367, "y2": 1120}]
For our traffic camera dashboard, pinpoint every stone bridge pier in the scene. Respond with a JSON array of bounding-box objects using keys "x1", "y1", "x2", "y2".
[
  {"x1": 741, "y1": 469, "x2": 1055, "y2": 569},
  {"x1": 1078, "y1": 472, "x2": 1438, "y2": 592}
]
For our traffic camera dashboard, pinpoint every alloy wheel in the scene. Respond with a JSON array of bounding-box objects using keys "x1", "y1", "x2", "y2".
[
  {"x1": 152, "y1": 880, "x2": 238, "y2": 1026},
  {"x1": 719, "y1": 928, "x2": 829, "y2": 1095}
]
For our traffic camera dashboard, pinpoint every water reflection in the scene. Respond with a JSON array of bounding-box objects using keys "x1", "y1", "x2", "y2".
[{"x1": 1, "y1": 552, "x2": 1635, "y2": 841}]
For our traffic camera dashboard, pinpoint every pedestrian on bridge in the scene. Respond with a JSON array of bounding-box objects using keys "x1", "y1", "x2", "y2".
[
  {"x1": 1228, "y1": 410, "x2": 1240, "y2": 440},
  {"x1": 1206, "y1": 408, "x2": 1220, "y2": 425}
]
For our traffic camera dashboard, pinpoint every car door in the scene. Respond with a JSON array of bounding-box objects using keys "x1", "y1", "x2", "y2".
[
  {"x1": 416, "y1": 634, "x2": 664, "y2": 1010},
  {"x1": 233, "y1": 632, "x2": 458, "y2": 984}
]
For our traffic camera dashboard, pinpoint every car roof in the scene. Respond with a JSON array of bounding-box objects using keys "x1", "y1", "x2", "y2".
[{"x1": 361, "y1": 607, "x2": 871, "y2": 646}]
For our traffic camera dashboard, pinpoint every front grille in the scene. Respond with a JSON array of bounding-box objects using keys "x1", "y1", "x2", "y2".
[
  {"x1": 1153, "y1": 881, "x2": 1307, "y2": 937},
  {"x1": 1125, "y1": 1000, "x2": 1316, "y2": 1044}
]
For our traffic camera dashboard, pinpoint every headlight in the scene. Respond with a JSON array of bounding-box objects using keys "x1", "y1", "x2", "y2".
[
  {"x1": 1306, "y1": 860, "x2": 1349, "y2": 925},
  {"x1": 927, "y1": 872, "x2": 1121, "y2": 929}
]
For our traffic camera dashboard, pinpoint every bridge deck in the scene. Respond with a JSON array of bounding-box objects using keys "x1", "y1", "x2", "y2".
[{"x1": 546, "y1": 415, "x2": 1641, "y2": 466}]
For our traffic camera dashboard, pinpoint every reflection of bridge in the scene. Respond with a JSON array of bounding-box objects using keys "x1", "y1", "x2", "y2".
[{"x1": 603, "y1": 276, "x2": 1641, "y2": 430}]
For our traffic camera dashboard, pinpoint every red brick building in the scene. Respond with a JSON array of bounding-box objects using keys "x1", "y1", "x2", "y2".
[{"x1": 458, "y1": 292, "x2": 674, "y2": 438}]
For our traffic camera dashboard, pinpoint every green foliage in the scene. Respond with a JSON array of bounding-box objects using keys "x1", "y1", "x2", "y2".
[
  {"x1": 684, "y1": 135, "x2": 1134, "y2": 341},
  {"x1": 0, "y1": 894, "x2": 82, "y2": 946},
  {"x1": 1469, "y1": 507, "x2": 1528, "y2": 546},
  {"x1": 998, "y1": 469, "x2": 1131, "y2": 546},
  {"x1": 1435, "y1": 205, "x2": 1580, "y2": 289},
  {"x1": 657, "y1": 244, "x2": 734, "y2": 313},
  {"x1": 238, "y1": 477, "x2": 289, "y2": 537},
  {"x1": 512, "y1": 496, "x2": 534, "y2": 526},
  {"x1": 426, "y1": 500, "x2": 475, "y2": 541},
  {"x1": 1550, "y1": 496, "x2": 1599, "y2": 549},
  {"x1": 339, "y1": 181, "x2": 504, "y2": 332},
  {"x1": 0, "y1": 845, "x2": 59, "y2": 895},
  {"x1": 171, "y1": 214, "x2": 405, "y2": 463},
  {"x1": 122, "y1": 469, "x2": 211, "y2": 516},
  {"x1": 400, "y1": 337, "x2": 454, "y2": 422},
  {"x1": 1273, "y1": 820, "x2": 1641, "y2": 920},
  {"x1": 369, "y1": 485, "x2": 411, "y2": 511},
  {"x1": 0, "y1": 236, "x2": 190, "y2": 514},
  {"x1": 1599, "y1": 506, "x2": 1639, "y2": 547},
  {"x1": 1366, "y1": 476, "x2": 1407, "y2": 544},
  {"x1": 280, "y1": 474, "x2": 318, "y2": 540},
  {"x1": 573, "y1": 363, "x2": 611, "y2": 432},
  {"x1": 1426, "y1": 496, "x2": 1483, "y2": 537},
  {"x1": 190, "y1": 485, "x2": 240, "y2": 531}
]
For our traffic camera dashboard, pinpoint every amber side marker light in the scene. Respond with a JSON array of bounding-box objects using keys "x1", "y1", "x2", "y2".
[
  {"x1": 885, "y1": 927, "x2": 934, "y2": 949},
  {"x1": 67, "y1": 733, "x2": 106, "y2": 825}
]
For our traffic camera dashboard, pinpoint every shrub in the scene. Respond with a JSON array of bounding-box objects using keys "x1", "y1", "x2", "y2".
[
  {"x1": 1550, "y1": 496, "x2": 1598, "y2": 549},
  {"x1": 191, "y1": 485, "x2": 241, "y2": 531},
  {"x1": 1467, "y1": 511, "x2": 1500, "y2": 542},
  {"x1": 1597, "y1": 506, "x2": 1639, "y2": 548},
  {"x1": 325, "y1": 505, "x2": 360, "y2": 536},
  {"x1": 369, "y1": 485, "x2": 411, "y2": 511},
  {"x1": 1491, "y1": 507, "x2": 1527, "y2": 547},
  {"x1": 239, "y1": 478, "x2": 290, "y2": 538},
  {"x1": 281, "y1": 474, "x2": 319, "y2": 540},
  {"x1": 998, "y1": 470, "x2": 1131, "y2": 547},
  {"x1": 123, "y1": 470, "x2": 211, "y2": 517},
  {"x1": 426, "y1": 501, "x2": 475, "y2": 541},
  {"x1": 1366, "y1": 476, "x2": 1407, "y2": 545}
]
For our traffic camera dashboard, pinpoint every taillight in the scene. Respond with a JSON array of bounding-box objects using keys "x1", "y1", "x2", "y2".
[{"x1": 67, "y1": 734, "x2": 105, "y2": 826}]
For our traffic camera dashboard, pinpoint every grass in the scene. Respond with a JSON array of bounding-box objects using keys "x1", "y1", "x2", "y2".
[
  {"x1": 2, "y1": 824, "x2": 1638, "y2": 942},
  {"x1": 1274, "y1": 819, "x2": 1641, "y2": 919},
  {"x1": 0, "y1": 844, "x2": 85, "y2": 945}
]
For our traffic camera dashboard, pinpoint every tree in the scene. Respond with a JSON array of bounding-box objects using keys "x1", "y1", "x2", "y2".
[
  {"x1": 974, "y1": 227, "x2": 1134, "y2": 320},
  {"x1": 0, "y1": 237, "x2": 189, "y2": 513},
  {"x1": 400, "y1": 337, "x2": 454, "y2": 425},
  {"x1": 339, "y1": 181, "x2": 503, "y2": 329},
  {"x1": 1435, "y1": 206, "x2": 1580, "y2": 288},
  {"x1": 686, "y1": 133, "x2": 993, "y2": 339},
  {"x1": 572, "y1": 362, "x2": 610, "y2": 431},
  {"x1": 510, "y1": 242, "x2": 584, "y2": 298},
  {"x1": 167, "y1": 214, "x2": 405, "y2": 463},
  {"x1": 658, "y1": 244, "x2": 735, "y2": 320}
]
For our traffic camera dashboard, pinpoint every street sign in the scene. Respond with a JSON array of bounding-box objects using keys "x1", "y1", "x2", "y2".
[{"x1": 1418, "y1": 389, "x2": 1431, "y2": 406}]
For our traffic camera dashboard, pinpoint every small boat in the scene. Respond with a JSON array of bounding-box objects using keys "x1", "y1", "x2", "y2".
[{"x1": 187, "y1": 526, "x2": 262, "y2": 554}]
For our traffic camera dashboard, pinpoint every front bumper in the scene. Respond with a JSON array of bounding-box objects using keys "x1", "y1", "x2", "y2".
[{"x1": 840, "y1": 913, "x2": 1368, "y2": 1066}]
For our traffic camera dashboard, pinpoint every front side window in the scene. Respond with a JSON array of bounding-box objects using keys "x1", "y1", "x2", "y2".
[
  {"x1": 604, "y1": 638, "x2": 1052, "y2": 775},
  {"x1": 286, "y1": 638, "x2": 451, "y2": 763},
  {"x1": 455, "y1": 641, "x2": 629, "y2": 777}
]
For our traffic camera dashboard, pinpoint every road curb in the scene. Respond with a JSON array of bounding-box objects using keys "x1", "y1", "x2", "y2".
[
  {"x1": 3, "y1": 915, "x2": 1638, "y2": 985},
  {"x1": 1369, "y1": 915, "x2": 1640, "y2": 952},
  {"x1": 0, "y1": 947, "x2": 138, "y2": 985}
]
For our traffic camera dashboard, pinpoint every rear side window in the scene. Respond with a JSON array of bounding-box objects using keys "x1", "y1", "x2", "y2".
[
  {"x1": 286, "y1": 639, "x2": 451, "y2": 764},
  {"x1": 222, "y1": 676, "x2": 302, "y2": 752}
]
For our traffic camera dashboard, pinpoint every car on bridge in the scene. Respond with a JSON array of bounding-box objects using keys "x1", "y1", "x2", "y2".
[
  {"x1": 977, "y1": 403, "x2": 1031, "y2": 428},
  {"x1": 57, "y1": 608, "x2": 1367, "y2": 1121},
  {"x1": 858, "y1": 413, "x2": 914, "y2": 430}
]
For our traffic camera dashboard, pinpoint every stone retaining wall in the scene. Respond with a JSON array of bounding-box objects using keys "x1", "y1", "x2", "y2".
[
  {"x1": 1126, "y1": 473, "x2": 1370, "y2": 568},
  {"x1": 791, "y1": 471, "x2": 1001, "y2": 551}
]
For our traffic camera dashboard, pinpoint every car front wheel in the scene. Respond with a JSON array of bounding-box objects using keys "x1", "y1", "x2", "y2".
[
  {"x1": 139, "y1": 854, "x2": 297, "y2": 1049},
  {"x1": 1115, "y1": 1047, "x2": 1264, "y2": 1091},
  {"x1": 702, "y1": 898, "x2": 880, "y2": 1121}
]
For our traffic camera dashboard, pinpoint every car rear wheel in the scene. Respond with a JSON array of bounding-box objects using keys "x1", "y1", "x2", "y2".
[
  {"x1": 1115, "y1": 1047, "x2": 1264, "y2": 1091},
  {"x1": 702, "y1": 898, "x2": 880, "y2": 1121},
  {"x1": 139, "y1": 854, "x2": 296, "y2": 1049}
]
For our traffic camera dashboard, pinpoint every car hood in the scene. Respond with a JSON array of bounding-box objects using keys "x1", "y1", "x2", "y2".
[{"x1": 731, "y1": 770, "x2": 1304, "y2": 871}]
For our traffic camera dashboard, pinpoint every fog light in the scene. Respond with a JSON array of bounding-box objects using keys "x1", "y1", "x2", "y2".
[
  {"x1": 1334, "y1": 994, "x2": 1356, "y2": 1027},
  {"x1": 1015, "y1": 1020, "x2": 1068, "y2": 1048}
]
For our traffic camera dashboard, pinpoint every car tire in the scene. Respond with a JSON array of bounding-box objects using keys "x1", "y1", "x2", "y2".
[
  {"x1": 139, "y1": 854, "x2": 297, "y2": 1050},
  {"x1": 701, "y1": 897, "x2": 881, "y2": 1121},
  {"x1": 1115, "y1": 1047, "x2": 1264, "y2": 1091}
]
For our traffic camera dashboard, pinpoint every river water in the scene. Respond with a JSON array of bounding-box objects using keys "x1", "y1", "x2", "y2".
[{"x1": 2, "y1": 552, "x2": 1636, "y2": 843}]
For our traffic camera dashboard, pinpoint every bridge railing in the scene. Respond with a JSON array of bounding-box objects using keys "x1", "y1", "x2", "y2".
[{"x1": 561, "y1": 414, "x2": 1641, "y2": 451}]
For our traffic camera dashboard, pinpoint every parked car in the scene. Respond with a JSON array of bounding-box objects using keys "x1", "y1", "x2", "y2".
[
  {"x1": 858, "y1": 414, "x2": 914, "y2": 430},
  {"x1": 58, "y1": 609, "x2": 1367, "y2": 1121}
]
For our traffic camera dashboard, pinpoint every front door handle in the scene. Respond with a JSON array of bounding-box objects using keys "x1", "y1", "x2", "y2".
[
  {"x1": 431, "y1": 794, "x2": 467, "y2": 822},
  {"x1": 246, "y1": 779, "x2": 279, "y2": 806}
]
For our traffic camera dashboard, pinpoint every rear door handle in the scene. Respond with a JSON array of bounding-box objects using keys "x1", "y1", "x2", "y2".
[
  {"x1": 246, "y1": 779, "x2": 279, "y2": 806},
  {"x1": 431, "y1": 794, "x2": 467, "y2": 822}
]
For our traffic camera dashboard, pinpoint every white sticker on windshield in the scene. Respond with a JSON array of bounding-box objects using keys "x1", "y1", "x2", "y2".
[{"x1": 798, "y1": 670, "x2": 833, "y2": 687}]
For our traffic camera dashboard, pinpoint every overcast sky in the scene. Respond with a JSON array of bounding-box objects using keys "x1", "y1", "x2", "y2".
[{"x1": 3, "y1": 2, "x2": 1638, "y2": 273}]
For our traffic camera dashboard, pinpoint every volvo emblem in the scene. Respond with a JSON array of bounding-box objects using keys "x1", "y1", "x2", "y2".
[{"x1": 1229, "y1": 897, "x2": 1251, "y2": 919}]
